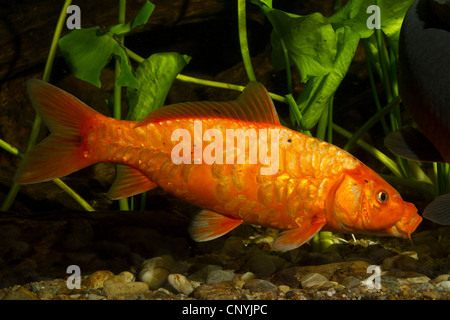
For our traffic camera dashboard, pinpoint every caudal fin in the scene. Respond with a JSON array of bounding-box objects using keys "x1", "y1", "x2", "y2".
[{"x1": 14, "y1": 79, "x2": 101, "y2": 184}]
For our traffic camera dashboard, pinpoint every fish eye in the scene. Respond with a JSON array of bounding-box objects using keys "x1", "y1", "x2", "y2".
[{"x1": 377, "y1": 191, "x2": 388, "y2": 203}]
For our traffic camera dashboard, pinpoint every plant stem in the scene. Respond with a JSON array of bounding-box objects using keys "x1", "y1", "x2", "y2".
[
  {"x1": 238, "y1": 0, "x2": 256, "y2": 82},
  {"x1": 285, "y1": 94, "x2": 311, "y2": 136},
  {"x1": 115, "y1": 0, "x2": 129, "y2": 211},
  {"x1": 375, "y1": 28, "x2": 393, "y2": 103},
  {"x1": 343, "y1": 96, "x2": 400, "y2": 152},
  {"x1": 316, "y1": 105, "x2": 328, "y2": 141},
  {"x1": 126, "y1": 47, "x2": 288, "y2": 103},
  {"x1": 363, "y1": 39, "x2": 389, "y2": 135},
  {"x1": 1, "y1": 0, "x2": 73, "y2": 212},
  {"x1": 333, "y1": 123, "x2": 403, "y2": 177},
  {"x1": 0, "y1": 139, "x2": 22, "y2": 158},
  {"x1": 53, "y1": 179, "x2": 95, "y2": 211},
  {"x1": 327, "y1": 98, "x2": 333, "y2": 144}
]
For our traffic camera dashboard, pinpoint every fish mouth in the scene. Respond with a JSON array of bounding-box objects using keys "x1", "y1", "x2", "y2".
[{"x1": 393, "y1": 204, "x2": 422, "y2": 240}]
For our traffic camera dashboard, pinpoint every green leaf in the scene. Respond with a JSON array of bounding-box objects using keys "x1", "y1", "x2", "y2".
[
  {"x1": 328, "y1": 0, "x2": 413, "y2": 49},
  {"x1": 126, "y1": 52, "x2": 191, "y2": 121},
  {"x1": 58, "y1": 1, "x2": 155, "y2": 88},
  {"x1": 328, "y1": 0, "x2": 374, "y2": 38},
  {"x1": 297, "y1": 27, "x2": 360, "y2": 130},
  {"x1": 363, "y1": 34, "x2": 383, "y2": 80},
  {"x1": 267, "y1": 10, "x2": 337, "y2": 83},
  {"x1": 377, "y1": 0, "x2": 413, "y2": 54},
  {"x1": 109, "y1": 1, "x2": 155, "y2": 35},
  {"x1": 130, "y1": 1, "x2": 155, "y2": 30},
  {"x1": 58, "y1": 27, "x2": 138, "y2": 88},
  {"x1": 250, "y1": 0, "x2": 272, "y2": 9}
]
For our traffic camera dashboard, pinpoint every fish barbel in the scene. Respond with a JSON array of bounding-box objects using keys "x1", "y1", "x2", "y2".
[{"x1": 15, "y1": 80, "x2": 422, "y2": 251}]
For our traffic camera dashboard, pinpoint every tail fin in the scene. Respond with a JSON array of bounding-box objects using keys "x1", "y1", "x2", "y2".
[{"x1": 14, "y1": 79, "x2": 101, "y2": 184}]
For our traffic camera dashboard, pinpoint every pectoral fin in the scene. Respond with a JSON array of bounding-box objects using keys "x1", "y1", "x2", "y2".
[
  {"x1": 189, "y1": 210, "x2": 243, "y2": 242},
  {"x1": 272, "y1": 218, "x2": 326, "y2": 251},
  {"x1": 423, "y1": 193, "x2": 450, "y2": 225}
]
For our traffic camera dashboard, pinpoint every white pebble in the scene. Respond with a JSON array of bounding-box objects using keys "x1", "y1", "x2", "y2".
[
  {"x1": 436, "y1": 281, "x2": 450, "y2": 291},
  {"x1": 240, "y1": 272, "x2": 255, "y2": 282},
  {"x1": 168, "y1": 274, "x2": 194, "y2": 296},
  {"x1": 138, "y1": 255, "x2": 176, "y2": 290}
]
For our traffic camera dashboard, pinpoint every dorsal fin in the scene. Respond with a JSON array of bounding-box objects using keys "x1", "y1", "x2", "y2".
[{"x1": 137, "y1": 82, "x2": 280, "y2": 126}]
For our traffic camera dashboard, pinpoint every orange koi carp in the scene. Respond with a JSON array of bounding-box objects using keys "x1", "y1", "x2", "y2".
[{"x1": 15, "y1": 79, "x2": 422, "y2": 251}]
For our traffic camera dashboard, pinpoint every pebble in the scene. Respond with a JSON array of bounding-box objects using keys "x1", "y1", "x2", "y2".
[
  {"x1": 381, "y1": 255, "x2": 423, "y2": 273},
  {"x1": 301, "y1": 273, "x2": 328, "y2": 289},
  {"x1": 245, "y1": 253, "x2": 286, "y2": 278},
  {"x1": 436, "y1": 281, "x2": 450, "y2": 291},
  {"x1": 240, "y1": 272, "x2": 255, "y2": 282},
  {"x1": 271, "y1": 260, "x2": 371, "y2": 288},
  {"x1": 422, "y1": 291, "x2": 440, "y2": 300},
  {"x1": 188, "y1": 265, "x2": 222, "y2": 283},
  {"x1": 104, "y1": 271, "x2": 135, "y2": 287},
  {"x1": 206, "y1": 270, "x2": 235, "y2": 284},
  {"x1": 192, "y1": 282, "x2": 239, "y2": 300},
  {"x1": 138, "y1": 255, "x2": 176, "y2": 290},
  {"x1": 222, "y1": 236, "x2": 244, "y2": 257},
  {"x1": 342, "y1": 276, "x2": 361, "y2": 289},
  {"x1": 2, "y1": 287, "x2": 39, "y2": 300},
  {"x1": 168, "y1": 274, "x2": 195, "y2": 296},
  {"x1": 243, "y1": 279, "x2": 277, "y2": 293},
  {"x1": 82, "y1": 270, "x2": 115, "y2": 289},
  {"x1": 381, "y1": 276, "x2": 401, "y2": 291},
  {"x1": 397, "y1": 276, "x2": 430, "y2": 285},
  {"x1": 37, "y1": 288, "x2": 54, "y2": 300},
  {"x1": 278, "y1": 285, "x2": 290, "y2": 294},
  {"x1": 418, "y1": 282, "x2": 435, "y2": 291},
  {"x1": 88, "y1": 293, "x2": 106, "y2": 300},
  {"x1": 431, "y1": 274, "x2": 450, "y2": 284},
  {"x1": 102, "y1": 282, "x2": 149, "y2": 299}
]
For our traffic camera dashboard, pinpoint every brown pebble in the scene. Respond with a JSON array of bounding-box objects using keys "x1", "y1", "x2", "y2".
[
  {"x1": 271, "y1": 261, "x2": 371, "y2": 288},
  {"x1": 102, "y1": 281, "x2": 149, "y2": 299},
  {"x1": 82, "y1": 270, "x2": 115, "y2": 289},
  {"x1": 192, "y1": 282, "x2": 239, "y2": 300},
  {"x1": 104, "y1": 271, "x2": 135, "y2": 287},
  {"x1": 2, "y1": 287, "x2": 39, "y2": 300},
  {"x1": 422, "y1": 291, "x2": 440, "y2": 300},
  {"x1": 243, "y1": 279, "x2": 277, "y2": 293}
]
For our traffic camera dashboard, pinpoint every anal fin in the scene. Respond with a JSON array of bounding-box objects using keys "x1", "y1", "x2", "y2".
[
  {"x1": 273, "y1": 218, "x2": 326, "y2": 251},
  {"x1": 107, "y1": 165, "x2": 157, "y2": 199},
  {"x1": 189, "y1": 210, "x2": 243, "y2": 242}
]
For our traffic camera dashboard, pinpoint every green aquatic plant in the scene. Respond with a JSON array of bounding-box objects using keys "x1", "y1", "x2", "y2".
[{"x1": 0, "y1": 0, "x2": 443, "y2": 247}]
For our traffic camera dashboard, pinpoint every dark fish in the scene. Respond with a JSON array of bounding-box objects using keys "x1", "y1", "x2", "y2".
[{"x1": 385, "y1": 0, "x2": 450, "y2": 225}]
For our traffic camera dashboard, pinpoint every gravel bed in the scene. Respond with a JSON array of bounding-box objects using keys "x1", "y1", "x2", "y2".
[{"x1": 1, "y1": 221, "x2": 449, "y2": 301}]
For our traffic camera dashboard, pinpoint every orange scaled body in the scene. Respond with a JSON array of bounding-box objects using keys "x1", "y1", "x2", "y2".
[{"x1": 15, "y1": 80, "x2": 422, "y2": 250}]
